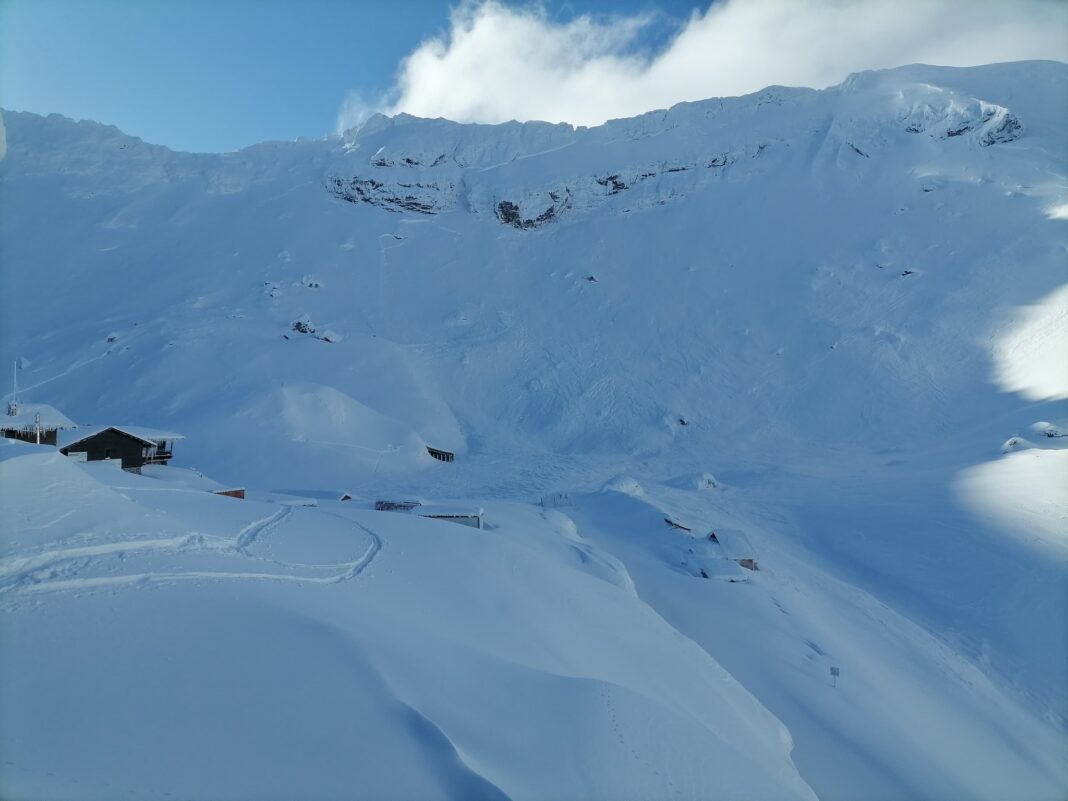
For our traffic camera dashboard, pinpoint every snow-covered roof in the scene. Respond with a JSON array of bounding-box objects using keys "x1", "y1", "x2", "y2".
[
  {"x1": 58, "y1": 425, "x2": 185, "y2": 450},
  {"x1": 139, "y1": 464, "x2": 225, "y2": 492},
  {"x1": 2, "y1": 402, "x2": 77, "y2": 430},
  {"x1": 710, "y1": 528, "x2": 755, "y2": 560}
]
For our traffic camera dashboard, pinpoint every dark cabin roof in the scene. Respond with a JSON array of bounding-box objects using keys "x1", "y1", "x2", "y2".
[{"x1": 58, "y1": 425, "x2": 185, "y2": 450}]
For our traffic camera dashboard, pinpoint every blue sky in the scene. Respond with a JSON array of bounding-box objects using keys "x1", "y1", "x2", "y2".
[
  {"x1": 3, "y1": 0, "x2": 1064, "y2": 153},
  {"x1": 1, "y1": 0, "x2": 700, "y2": 152}
]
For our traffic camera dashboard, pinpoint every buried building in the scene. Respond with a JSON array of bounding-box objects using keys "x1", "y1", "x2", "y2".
[
  {"x1": 375, "y1": 499, "x2": 485, "y2": 530},
  {"x1": 709, "y1": 528, "x2": 760, "y2": 571},
  {"x1": 1, "y1": 402, "x2": 77, "y2": 446}
]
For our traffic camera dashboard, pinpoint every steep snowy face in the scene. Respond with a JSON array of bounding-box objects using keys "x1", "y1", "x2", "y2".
[{"x1": 0, "y1": 61, "x2": 1065, "y2": 485}]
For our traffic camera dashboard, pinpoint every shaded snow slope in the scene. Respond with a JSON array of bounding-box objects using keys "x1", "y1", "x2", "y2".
[
  {"x1": 1, "y1": 61, "x2": 1067, "y2": 799},
  {"x1": 567, "y1": 486, "x2": 1067, "y2": 801}
]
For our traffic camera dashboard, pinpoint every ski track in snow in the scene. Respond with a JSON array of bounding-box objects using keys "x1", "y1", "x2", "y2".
[
  {"x1": 0, "y1": 506, "x2": 383, "y2": 598},
  {"x1": 234, "y1": 506, "x2": 289, "y2": 553}
]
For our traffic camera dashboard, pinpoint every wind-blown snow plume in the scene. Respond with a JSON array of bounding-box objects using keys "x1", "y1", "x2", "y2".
[{"x1": 337, "y1": 0, "x2": 1068, "y2": 131}]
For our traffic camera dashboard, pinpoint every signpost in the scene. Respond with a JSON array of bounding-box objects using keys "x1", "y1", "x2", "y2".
[{"x1": 830, "y1": 666, "x2": 840, "y2": 688}]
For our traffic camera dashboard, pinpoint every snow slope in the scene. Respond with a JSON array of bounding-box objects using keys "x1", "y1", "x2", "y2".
[
  {"x1": 0, "y1": 441, "x2": 814, "y2": 801},
  {"x1": 1, "y1": 61, "x2": 1067, "y2": 799}
]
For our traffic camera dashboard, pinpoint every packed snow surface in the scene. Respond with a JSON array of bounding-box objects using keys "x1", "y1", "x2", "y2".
[{"x1": 1, "y1": 61, "x2": 1067, "y2": 800}]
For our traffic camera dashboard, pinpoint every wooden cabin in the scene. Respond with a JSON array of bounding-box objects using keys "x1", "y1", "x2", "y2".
[{"x1": 58, "y1": 426, "x2": 183, "y2": 471}]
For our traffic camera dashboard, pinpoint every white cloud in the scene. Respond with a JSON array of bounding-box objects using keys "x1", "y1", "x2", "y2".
[
  {"x1": 336, "y1": 90, "x2": 380, "y2": 132},
  {"x1": 337, "y1": 0, "x2": 1068, "y2": 131}
]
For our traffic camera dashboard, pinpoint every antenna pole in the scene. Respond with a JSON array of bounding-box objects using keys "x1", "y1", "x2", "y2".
[{"x1": 6, "y1": 361, "x2": 18, "y2": 417}]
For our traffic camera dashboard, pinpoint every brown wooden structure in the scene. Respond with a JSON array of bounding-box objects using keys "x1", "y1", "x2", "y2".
[{"x1": 212, "y1": 488, "x2": 246, "y2": 500}]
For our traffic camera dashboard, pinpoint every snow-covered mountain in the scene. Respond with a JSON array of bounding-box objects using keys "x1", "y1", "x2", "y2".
[{"x1": 1, "y1": 61, "x2": 1066, "y2": 800}]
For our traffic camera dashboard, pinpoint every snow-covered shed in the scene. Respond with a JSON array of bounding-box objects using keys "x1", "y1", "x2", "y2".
[
  {"x1": 58, "y1": 426, "x2": 184, "y2": 471},
  {"x1": 708, "y1": 528, "x2": 759, "y2": 571},
  {"x1": 374, "y1": 499, "x2": 484, "y2": 529},
  {"x1": 1, "y1": 402, "x2": 77, "y2": 446},
  {"x1": 137, "y1": 464, "x2": 246, "y2": 499},
  {"x1": 374, "y1": 499, "x2": 421, "y2": 511},
  {"x1": 416, "y1": 505, "x2": 485, "y2": 530}
]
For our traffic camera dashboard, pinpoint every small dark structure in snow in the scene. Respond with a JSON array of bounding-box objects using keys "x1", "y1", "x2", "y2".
[
  {"x1": 540, "y1": 492, "x2": 572, "y2": 508},
  {"x1": 375, "y1": 499, "x2": 421, "y2": 512},
  {"x1": 417, "y1": 506, "x2": 484, "y2": 530},
  {"x1": 2, "y1": 402, "x2": 77, "y2": 446},
  {"x1": 340, "y1": 492, "x2": 354, "y2": 502},
  {"x1": 212, "y1": 488, "x2": 246, "y2": 500},
  {"x1": 427, "y1": 446, "x2": 454, "y2": 463},
  {"x1": 58, "y1": 426, "x2": 183, "y2": 471},
  {"x1": 664, "y1": 517, "x2": 692, "y2": 532},
  {"x1": 708, "y1": 529, "x2": 760, "y2": 572},
  {"x1": 375, "y1": 499, "x2": 483, "y2": 529}
]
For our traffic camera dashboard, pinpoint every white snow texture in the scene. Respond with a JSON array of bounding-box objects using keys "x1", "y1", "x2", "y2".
[{"x1": 1, "y1": 61, "x2": 1066, "y2": 801}]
